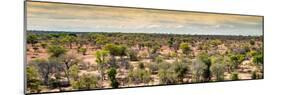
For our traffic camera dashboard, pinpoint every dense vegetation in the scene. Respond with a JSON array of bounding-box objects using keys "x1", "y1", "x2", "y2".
[{"x1": 26, "y1": 31, "x2": 263, "y2": 93}]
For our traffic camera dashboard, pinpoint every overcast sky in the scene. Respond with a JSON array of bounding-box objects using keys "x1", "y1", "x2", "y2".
[{"x1": 26, "y1": 2, "x2": 263, "y2": 36}]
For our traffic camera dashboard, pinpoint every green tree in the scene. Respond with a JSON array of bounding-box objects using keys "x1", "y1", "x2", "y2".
[
  {"x1": 107, "y1": 68, "x2": 119, "y2": 88},
  {"x1": 199, "y1": 53, "x2": 212, "y2": 81},
  {"x1": 47, "y1": 45, "x2": 66, "y2": 57},
  {"x1": 26, "y1": 66, "x2": 42, "y2": 93},
  {"x1": 95, "y1": 50, "x2": 109, "y2": 80},
  {"x1": 27, "y1": 34, "x2": 39, "y2": 46}
]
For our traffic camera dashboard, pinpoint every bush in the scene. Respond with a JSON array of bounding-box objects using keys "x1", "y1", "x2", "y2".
[
  {"x1": 138, "y1": 62, "x2": 145, "y2": 69},
  {"x1": 210, "y1": 63, "x2": 225, "y2": 81},
  {"x1": 231, "y1": 72, "x2": 239, "y2": 80},
  {"x1": 107, "y1": 68, "x2": 119, "y2": 88},
  {"x1": 78, "y1": 47, "x2": 87, "y2": 55},
  {"x1": 128, "y1": 49, "x2": 139, "y2": 61},
  {"x1": 71, "y1": 74, "x2": 100, "y2": 90},
  {"x1": 173, "y1": 62, "x2": 189, "y2": 82},
  {"x1": 180, "y1": 43, "x2": 190, "y2": 55},
  {"x1": 128, "y1": 69, "x2": 151, "y2": 84},
  {"x1": 190, "y1": 59, "x2": 207, "y2": 82}
]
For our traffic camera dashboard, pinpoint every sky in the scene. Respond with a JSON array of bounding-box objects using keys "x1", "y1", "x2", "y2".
[{"x1": 26, "y1": 2, "x2": 263, "y2": 36}]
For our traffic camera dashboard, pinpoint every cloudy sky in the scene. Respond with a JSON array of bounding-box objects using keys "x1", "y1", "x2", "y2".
[{"x1": 26, "y1": 2, "x2": 263, "y2": 36}]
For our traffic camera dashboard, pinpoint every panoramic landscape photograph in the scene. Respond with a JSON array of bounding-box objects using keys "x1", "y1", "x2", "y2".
[{"x1": 25, "y1": 1, "x2": 263, "y2": 94}]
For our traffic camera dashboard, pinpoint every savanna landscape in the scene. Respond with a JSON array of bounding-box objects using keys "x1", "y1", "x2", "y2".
[
  {"x1": 25, "y1": 1, "x2": 263, "y2": 94},
  {"x1": 26, "y1": 31, "x2": 263, "y2": 93}
]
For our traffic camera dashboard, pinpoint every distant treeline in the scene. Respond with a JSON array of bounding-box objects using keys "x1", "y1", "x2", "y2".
[{"x1": 27, "y1": 30, "x2": 262, "y2": 40}]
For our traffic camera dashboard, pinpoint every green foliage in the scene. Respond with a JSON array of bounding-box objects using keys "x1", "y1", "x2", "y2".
[
  {"x1": 27, "y1": 34, "x2": 39, "y2": 45},
  {"x1": 253, "y1": 54, "x2": 263, "y2": 64},
  {"x1": 210, "y1": 63, "x2": 225, "y2": 81},
  {"x1": 69, "y1": 64, "x2": 79, "y2": 81},
  {"x1": 71, "y1": 74, "x2": 99, "y2": 90},
  {"x1": 231, "y1": 72, "x2": 239, "y2": 80},
  {"x1": 154, "y1": 56, "x2": 164, "y2": 64},
  {"x1": 107, "y1": 68, "x2": 119, "y2": 88},
  {"x1": 199, "y1": 53, "x2": 212, "y2": 81},
  {"x1": 250, "y1": 39, "x2": 255, "y2": 45},
  {"x1": 230, "y1": 54, "x2": 245, "y2": 69},
  {"x1": 128, "y1": 49, "x2": 138, "y2": 61},
  {"x1": 157, "y1": 62, "x2": 177, "y2": 84},
  {"x1": 191, "y1": 59, "x2": 207, "y2": 82},
  {"x1": 158, "y1": 68, "x2": 177, "y2": 84},
  {"x1": 78, "y1": 47, "x2": 87, "y2": 55},
  {"x1": 26, "y1": 66, "x2": 42, "y2": 93},
  {"x1": 173, "y1": 62, "x2": 189, "y2": 82},
  {"x1": 180, "y1": 43, "x2": 190, "y2": 55},
  {"x1": 168, "y1": 37, "x2": 175, "y2": 48},
  {"x1": 95, "y1": 50, "x2": 109, "y2": 80},
  {"x1": 128, "y1": 69, "x2": 151, "y2": 84},
  {"x1": 138, "y1": 62, "x2": 145, "y2": 69},
  {"x1": 104, "y1": 44, "x2": 127, "y2": 56},
  {"x1": 40, "y1": 42, "x2": 48, "y2": 49},
  {"x1": 47, "y1": 45, "x2": 66, "y2": 57}
]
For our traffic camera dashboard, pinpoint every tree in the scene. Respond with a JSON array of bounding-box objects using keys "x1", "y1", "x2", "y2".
[
  {"x1": 230, "y1": 54, "x2": 245, "y2": 70},
  {"x1": 71, "y1": 74, "x2": 100, "y2": 90},
  {"x1": 199, "y1": 53, "x2": 212, "y2": 81},
  {"x1": 47, "y1": 45, "x2": 66, "y2": 57},
  {"x1": 180, "y1": 43, "x2": 190, "y2": 56},
  {"x1": 107, "y1": 68, "x2": 119, "y2": 88},
  {"x1": 95, "y1": 50, "x2": 109, "y2": 80},
  {"x1": 27, "y1": 34, "x2": 39, "y2": 46},
  {"x1": 168, "y1": 37, "x2": 175, "y2": 48},
  {"x1": 26, "y1": 66, "x2": 42, "y2": 93}
]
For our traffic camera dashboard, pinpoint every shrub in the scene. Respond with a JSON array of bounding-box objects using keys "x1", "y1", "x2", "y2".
[
  {"x1": 71, "y1": 74, "x2": 100, "y2": 90},
  {"x1": 107, "y1": 68, "x2": 119, "y2": 88},
  {"x1": 128, "y1": 49, "x2": 139, "y2": 61},
  {"x1": 173, "y1": 62, "x2": 189, "y2": 82},
  {"x1": 26, "y1": 66, "x2": 42, "y2": 93},
  {"x1": 180, "y1": 43, "x2": 190, "y2": 55},
  {"x1": 210, "y1": 63, "x2": 225, "y2": 81},
  {"x1": 231, "y1": 72, "x2": 239, "y2": 80},
  {"x1": 128, "y1": 69, "x2": 151, "y2": 84},
  {"x1": 78, "y1": 47, "x2": 87, "y2": 55}
]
